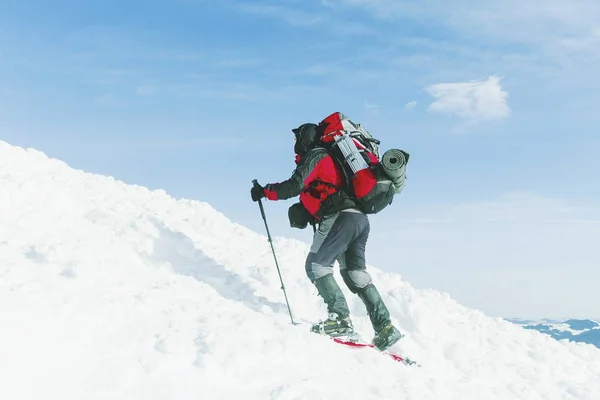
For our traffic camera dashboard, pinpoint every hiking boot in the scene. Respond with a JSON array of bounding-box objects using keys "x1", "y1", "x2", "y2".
[
  {"x1": 311, "y1": 312, "x2": 355, "y2": 337},
  {"x1": 372, "y1": 323, "x2": 404, "y2": 351},
  {"x1": 357, "y1": 284, "x2": 391, "y2": 332}
]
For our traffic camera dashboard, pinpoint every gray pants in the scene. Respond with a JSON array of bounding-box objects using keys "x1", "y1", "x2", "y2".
[
  {"x1": 305, "y1": 209, "x2": 373, "y2": 293},
  {"x1": 305, "y1": 209, "x2": 392, "y2": 331}
]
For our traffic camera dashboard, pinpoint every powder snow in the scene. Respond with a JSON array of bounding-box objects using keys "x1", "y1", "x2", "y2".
[{"x1": 1, "y1": 140, "x2": 599, "y2": 400}]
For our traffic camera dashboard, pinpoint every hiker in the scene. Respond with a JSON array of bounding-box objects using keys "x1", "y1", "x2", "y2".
[{"x1": 250, "y1": 122, "x2": 403, "y2": 351}]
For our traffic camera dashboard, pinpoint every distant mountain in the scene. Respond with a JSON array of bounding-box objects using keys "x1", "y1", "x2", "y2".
[{"x1": 507, "y1": 318, "x2": 600, "y2": 348}]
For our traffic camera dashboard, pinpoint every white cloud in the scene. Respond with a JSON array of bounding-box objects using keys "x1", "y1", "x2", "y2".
[
  {"x1": 364, "y1": 101, "x2": 380, "y2": 109},
  {"x1": 405, "y1": 101, "x2": 417, "y2": 109},
  {"x1": 425, "y1": 75, "x2": 510, "y2": 124}
]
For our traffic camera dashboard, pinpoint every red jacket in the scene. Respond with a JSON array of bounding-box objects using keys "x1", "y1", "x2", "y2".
[{"x1": 263, "y1": 148, "x2": 355, "y2": 218}]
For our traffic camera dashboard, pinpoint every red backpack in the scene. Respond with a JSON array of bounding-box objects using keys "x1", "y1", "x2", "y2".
[{"x1": 317, "y1": 112, "x2": 409, "y2": 214}]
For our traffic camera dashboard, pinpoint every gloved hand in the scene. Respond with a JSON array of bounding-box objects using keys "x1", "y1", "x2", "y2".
[{"x1": 251, "y1": 182, "x2": 266, "y2": 202}]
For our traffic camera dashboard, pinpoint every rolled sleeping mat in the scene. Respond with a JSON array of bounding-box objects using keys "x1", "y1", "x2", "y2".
[
  {"x1": 381, "y1": 149, "x2": 408, "y2": 180},
  {"x1": 381, "y1": 149, "x2": 409, "y2": 194}
]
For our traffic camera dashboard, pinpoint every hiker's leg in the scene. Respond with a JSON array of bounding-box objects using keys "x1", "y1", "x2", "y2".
[
  {"x1": 305, "y1": 212, "x2": 351, "y2": 318},
  {"x1": 338, "y1": 213, "x2": 392, "y2": 333}
]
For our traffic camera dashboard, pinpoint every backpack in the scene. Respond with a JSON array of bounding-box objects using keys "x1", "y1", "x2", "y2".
[{"x1": 316, "y1": 112, "x2": 410, "y2": 214}]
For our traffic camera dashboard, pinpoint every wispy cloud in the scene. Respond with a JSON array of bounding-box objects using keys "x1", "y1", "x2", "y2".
[
  {"x1": 126, "y1": 79, "x2": 325, "y2": 103},
  {"x1": 425, "y1": 75, "x2": 510, "y2": 127},
  {"x1": 364, "y1": 101, "x2": 380, "y2": 109},
  {"x1": 301, "y1": 64, "x2": 335, "y2": 76},
  {"x1": 94, "y1": 93, "x2": 131, "y2": 109},
  {"x1": 330, "y1": 0, "x2": 600, "y2": 55},
  {"x1": 231, "y1": 1, "x2": 376, "y2": 37},
  {"x1": 326, "y1": 0, "x2": 600, "y2": 92},
  {"x1": 136, "y1": 84, "x2": 158, "y2": 96},
  {"x1": 405, "y1": 101, "x2": 417, "y2": 109},
  {"x1": 138, "y1": 136, "x2": 247, "y2": 150},
  {"x1": 231, "y1": 3, "x2": 323, "y2": 26},
  {"x1": 214, "y1": 58, "x2": 263, "y2": 68},
  {"x1": 329, "y1": 20, "x2": 378, "y2": 36},
  {"x1": 559, "y1": 27, "x2": 600, "y2": 52}
]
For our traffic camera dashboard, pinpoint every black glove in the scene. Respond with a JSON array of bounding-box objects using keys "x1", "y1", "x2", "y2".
[{"x1": 251, "y1": 183, "x2": 266, "y2": 202}]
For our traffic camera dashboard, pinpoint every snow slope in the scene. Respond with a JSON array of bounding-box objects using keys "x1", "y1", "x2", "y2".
[{"x1": 1, "y1": 139, "x2": 599, "y2": 400}]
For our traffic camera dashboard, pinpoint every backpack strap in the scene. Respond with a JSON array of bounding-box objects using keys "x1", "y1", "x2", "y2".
[{"x1": 302, "y1": 179, "x2": 343, "y2": 197}]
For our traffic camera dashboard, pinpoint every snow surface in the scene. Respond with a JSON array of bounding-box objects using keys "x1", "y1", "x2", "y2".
[{"x1": 1, "y1": 139, "x2": 600, "y2": 400}]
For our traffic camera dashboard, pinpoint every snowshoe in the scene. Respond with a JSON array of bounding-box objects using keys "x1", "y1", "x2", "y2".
[
  {"x1": 372, "y1": 323, "x2": 403, "y2": 351},
  {"x1": 310, "y1": 312, "x2": 355, "y2": 337}
]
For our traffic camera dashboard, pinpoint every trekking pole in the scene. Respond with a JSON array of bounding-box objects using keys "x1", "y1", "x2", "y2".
[{"x1": 252, "y1": 179, "x2": 295, "y2": 325}]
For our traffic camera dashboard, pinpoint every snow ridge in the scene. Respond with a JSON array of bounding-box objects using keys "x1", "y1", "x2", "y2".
[{"x1": 1, "y1": 140, "x2": 599, "y2": 400}]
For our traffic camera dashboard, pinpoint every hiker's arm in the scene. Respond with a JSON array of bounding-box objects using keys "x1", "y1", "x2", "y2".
[{"x1": 264, "y1": 150, "x2": 325, "y2": 200}]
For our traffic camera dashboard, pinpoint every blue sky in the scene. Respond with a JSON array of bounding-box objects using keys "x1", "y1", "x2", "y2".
[{"x1": 1, "y1": 0, "x2": 599, "y2": 319}]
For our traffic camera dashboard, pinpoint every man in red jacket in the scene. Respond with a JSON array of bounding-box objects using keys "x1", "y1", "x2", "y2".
[{"x1": 251, "y1": 123, "x2": 402, "y2": 351}]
